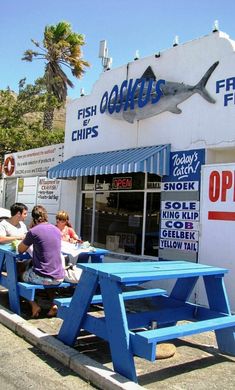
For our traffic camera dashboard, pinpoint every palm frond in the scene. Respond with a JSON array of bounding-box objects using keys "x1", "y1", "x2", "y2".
[{"x1": 22, "y1": 21, "x2": 89, "y2": 103}]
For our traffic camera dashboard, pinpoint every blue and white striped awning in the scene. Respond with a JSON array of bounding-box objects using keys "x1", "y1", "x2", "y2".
[{"x1": 47, "y1": 144, "x2": 170, "y2": 179}]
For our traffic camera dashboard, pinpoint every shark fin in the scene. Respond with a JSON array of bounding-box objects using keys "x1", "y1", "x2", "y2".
[
  {"x1": 123, "y1": 111, "x2": 136, "y2": 123},
  {"x1": 195, "y1": 61, "x2": 219, "y2": 103},
  {"x1": 140, "y1": 66, "x2": 156, "y2": 81},
  {"x1": 169, "y1": 106, "x2": 182, "y2": 114}
]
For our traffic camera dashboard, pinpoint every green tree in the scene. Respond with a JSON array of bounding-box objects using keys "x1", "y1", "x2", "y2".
[
  {"x1": 22, "y1": 21, "x2": 89, "y2": 130},
  {"x1": 0, "y1": 89, "x2": 19, "y2": 128},
  {"x1": 0, "y1": 86, "x2": 64, "y2": 167}
]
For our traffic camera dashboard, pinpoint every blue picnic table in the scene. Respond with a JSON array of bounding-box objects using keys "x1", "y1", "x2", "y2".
[
  {"x1": 0, "y1": 244, "x2": 109, "y2": 315},
  {"x1": 60, "y1": 241, "x2": 109, "y2": 264},
  {"x1": 55, "y1": 260, "x2": 235, "y2": 383},
  {"x1": 78, "y1": 248, "x2": 109, "y2": 263}
]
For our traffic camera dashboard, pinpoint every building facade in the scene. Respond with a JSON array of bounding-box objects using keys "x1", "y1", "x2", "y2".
[
  {"x1": 48, "y1": 30, "x2": 235, "y2": 309},
  {"x1": 1, "y1": 144, "x2": 64, "y2": 225}
]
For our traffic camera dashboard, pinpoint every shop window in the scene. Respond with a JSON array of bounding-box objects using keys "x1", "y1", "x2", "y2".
[
  {"x1": 96, "y1": 172, "x2": 145, "y2": 191},
  {"x1": 144, "y1": 193, "x2": 161, "y2": 256},
  {"x1": 81, "y1": 193, "x2": 93, "y2": 241},
  {"x1": 93, "y1": 191, "x2": 144, "y2": 254},
  {"x1": 147, "y1": 173, "x2": 161, "y2": 189},
  {"x1": 80, "y1": 172, "x2": 162, "y2": 258},
  {"x1": 82, "y1": 176, "x2": 95, "y2": 190}
]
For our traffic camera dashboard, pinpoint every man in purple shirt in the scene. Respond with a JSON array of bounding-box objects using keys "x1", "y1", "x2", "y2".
[{"x1": 18, "y1": 205, "x2": 65, "y2": 318}]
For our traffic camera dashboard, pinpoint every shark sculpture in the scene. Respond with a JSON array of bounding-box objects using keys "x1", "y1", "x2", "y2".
[{"x1": 105, "y1": 61, "x2": 219, "y2": 123}]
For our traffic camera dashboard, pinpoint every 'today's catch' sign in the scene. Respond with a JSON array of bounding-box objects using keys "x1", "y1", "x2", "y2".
[{"x1": 160, "y1": 149, "x2": 205, "y2": 258}]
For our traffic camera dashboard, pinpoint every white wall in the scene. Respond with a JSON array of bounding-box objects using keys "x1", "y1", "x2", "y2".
[
  {"x1": 60, "y1": 180, "x2": 80, "y2": 230},
  {"x1": 198, "y1": 163, "x2": 235, "y2": 312},
  {"x1": 16, "y1": 177, "x2": 37, "y2": 226},
  {"x1": 16, "y1": 176, "x2": 62, "y2": 226},
  {"x1": 64, "y1": 31, "x2": 235, "y2": 161},
  {"x1": 0, "y1": 179, "x2": 4, "y2": 207}
]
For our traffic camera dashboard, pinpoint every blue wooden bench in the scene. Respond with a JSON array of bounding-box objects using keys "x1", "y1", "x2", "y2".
[
  {"x1": 0, "y1": 271, "x2": 73, "y2": 308},
  {"x1": 130, "y1": 315, "x2": 235, "y2": 361},
  {"x1": 0, "y1": 247, "x2": 74, "y2": 314},
  {"x1": 17, "y1": 281, "x2": 73, "y2": 301},
  {"x1": 54, "y1": 287, "x2": 167, "y2": 319}
]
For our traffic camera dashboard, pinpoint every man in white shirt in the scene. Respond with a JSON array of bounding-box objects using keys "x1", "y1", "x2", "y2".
[{"x1": 0, "y1": 203, "x2": 28, "y2": 244}]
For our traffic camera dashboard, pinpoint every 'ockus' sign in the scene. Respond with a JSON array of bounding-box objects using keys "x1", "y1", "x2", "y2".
[{"x1": 100, "y1": 62, "x2": 219, "y2": 123}]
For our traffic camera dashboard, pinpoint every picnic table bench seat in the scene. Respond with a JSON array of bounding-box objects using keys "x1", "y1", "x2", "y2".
[
  {"x1": 130, "y1": 314, "x2": 235, "y2": 361},
  {"x1": 54, "y1": 287, "x2": 168, "y2": 318},
  {"x1": 17, "y1": 281, "x2": 73, "y2": 301},
  {"x1": 0, "y1": 271, "x2": 73, "y2": 301}
]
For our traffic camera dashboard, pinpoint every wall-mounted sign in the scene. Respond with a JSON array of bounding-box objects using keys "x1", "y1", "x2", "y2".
[
  {"x1": 3, "y1": 144, "x2": 64, "y2": 178},
  {"x1": 160, "y1": 239, "x2": 198, "y2": 251},
  {"x1": 159, "y1": 148, "x2": 205, "y2": 260},
  {"x1": 37, "y1": 178, "x2": 61, "y2": 204},
  {"x1": 17, "y1": 178, "x2": 24, "y2": 192},
  {"x1": 147, "y1": 181, "x2": 161, "y2": 189},
  {"x1": 216, "y1": 76, "x2": 235, "y2": 107},
  {"x1": 112, "y1": 177, "x2": 132, "y2": 189},
  {"x1": 160, "y1": 200, "x2": 200, "y2": 253},
  {"x1": 204, "y1": 167, "x2": 235, "y2": 221},
  {"x1": 163, "y1": 149, "x2": 205, "y2": 183},
  {"x1": 99, "y1": 62, "x2": 218, "y2": 124},
  {"x1": 162, "y1": 181, "x2": 199, "y2": 191}
]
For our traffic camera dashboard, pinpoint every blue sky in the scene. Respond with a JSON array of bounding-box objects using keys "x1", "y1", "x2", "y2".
[{"x1": 1, "y1": 0, "x2": 235, "y2": 98}]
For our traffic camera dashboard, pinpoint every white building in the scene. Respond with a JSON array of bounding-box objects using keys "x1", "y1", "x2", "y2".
[
  {"x1": 2, "y1": 144, "x2": 64, "y2": 225},
  {"x1": 48, "y1": 30, "x2": 235, "y2": 310}
]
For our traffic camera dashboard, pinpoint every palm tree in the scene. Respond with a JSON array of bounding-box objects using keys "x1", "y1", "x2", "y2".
[{"x1": 22, "y1": 21, "x2": 89, "y2": 130}]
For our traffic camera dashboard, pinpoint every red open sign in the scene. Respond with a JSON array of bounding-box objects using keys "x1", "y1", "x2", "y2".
[{"x1": 112, "y1": 177, "x2": 132, "y2": 189}]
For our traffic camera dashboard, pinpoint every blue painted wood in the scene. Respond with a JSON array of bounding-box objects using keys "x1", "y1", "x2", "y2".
[
  {"x1": 58, "y1": 271, "x2": 99, "y2": 346},
  {"x1": 54, "y1": 288, "x2": 167, "y2": 308},
  {"x1": 131, "y1": 315, "x2": 235, "y2": 361},
  {"x1": 4, "y1": 252, "x2": 21, "y2": 314},
  {"x1": 78, "y1": 261, "x2": 228, "y2": 283},
  {"x1": 203, "y1": 275, "x2": 230, "y2": 314},
  {"x1": 82, "y1": 314, "x2": 107, "y2": 340},
  {"x1": 99, "y1": 275, "x2": 137, "y2": 382},
  {"x1": 0, "y1": 251, "x2": 5, "y2": 271},
  {"x1": 0, "y1": 244, "x2": 75, "y2": 314},
  {"x1": 64, "y1": 248, "x2": 109, "y2": 264},
  {"x1": 202, "y1": 274, "x2": 235, "y2": 355},
  {"x1": 55, "y1": 260, "x2": 235, "y2": 383},
  {"x1": 18, "y1": 281, "x2": 72, "y2": 301},
  {"x1": 134, "y1": 316, "x2": 235, "y2": 343},
  {"x1": 127, "y1": 303, "x2": 196, "y2": 330},
  {"x1": 18, "y1": 281, "x2": 72, "y2": 291},
  {"x1": 170, "y1": 276, "x2": 199, "y2": 302},
  {"x1": 89, "y1": 249, "x2": 109, "y2": 263}
]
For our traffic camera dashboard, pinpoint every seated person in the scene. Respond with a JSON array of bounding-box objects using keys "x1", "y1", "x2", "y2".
[
  {"x1": 18, "y1": 205, "x2": 65, "y2": 318},
  {"x1": 56, "y1": 210, "x2": 82, "y2": 243},
  {"x1": 0, "y1": 202, "x2": 28, "y2": 244}
]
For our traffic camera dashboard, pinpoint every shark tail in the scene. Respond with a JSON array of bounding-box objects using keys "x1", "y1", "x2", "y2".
[{"x1": 194, "y1": 61, "x2": 219, "y2": 103}]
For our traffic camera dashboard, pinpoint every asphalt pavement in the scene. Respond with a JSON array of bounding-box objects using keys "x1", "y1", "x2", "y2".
[{"x1": 0, "y1": 322, "x2": 95, "y2": 389}]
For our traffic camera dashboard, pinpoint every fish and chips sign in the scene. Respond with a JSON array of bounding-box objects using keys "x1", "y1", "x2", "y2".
[
  {"x1": 73, "y1": 63, "x2": 219, "y2": 143},
  {"x1": 3, "y1": 144, "x2": 64, "y2": 178}
]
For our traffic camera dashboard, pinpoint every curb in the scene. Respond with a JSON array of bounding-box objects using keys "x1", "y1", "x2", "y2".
[{"x1": 0, "y1": 304, "x2": 143, "y2": 390}]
